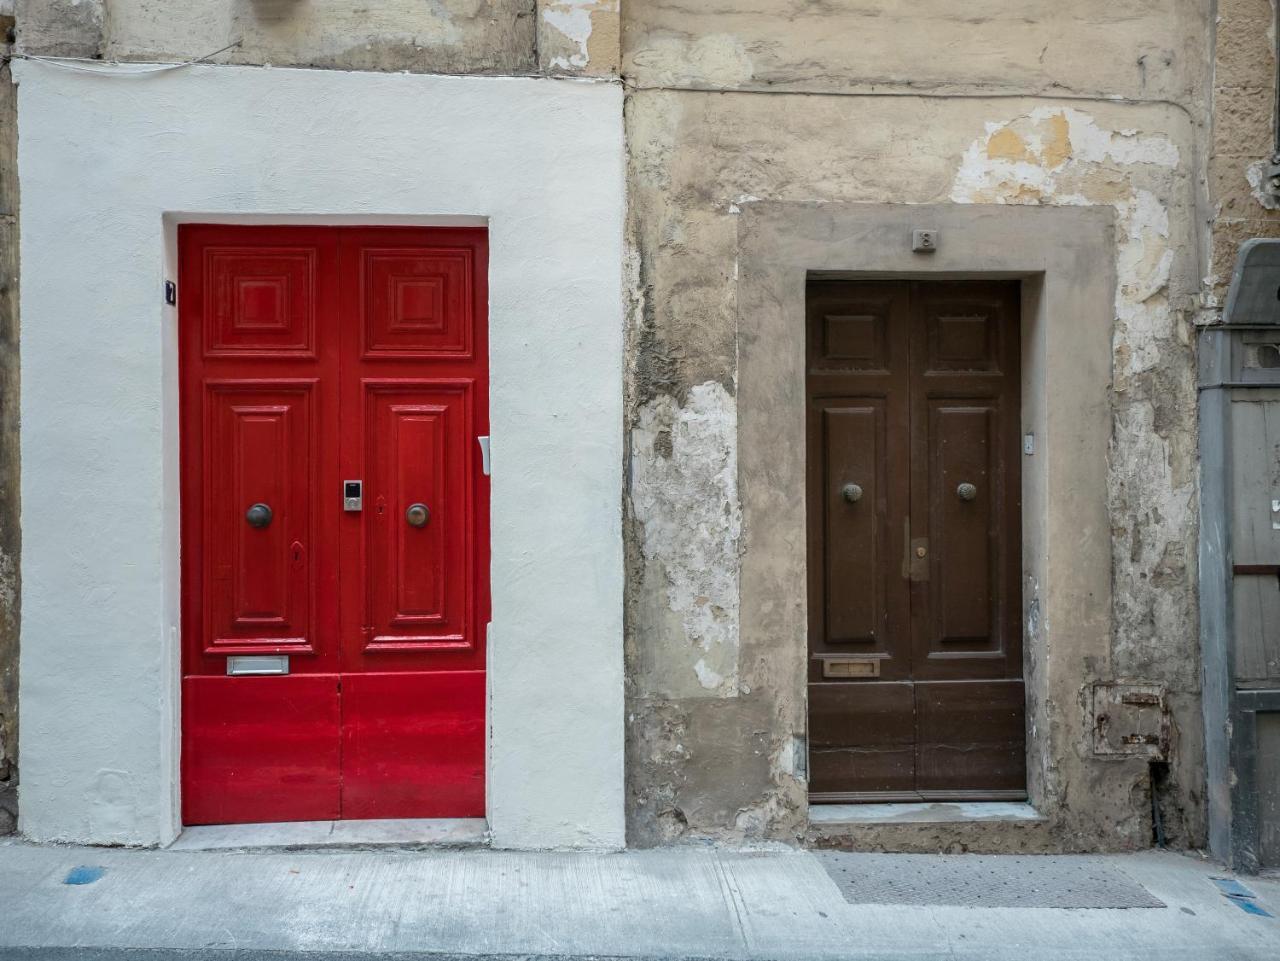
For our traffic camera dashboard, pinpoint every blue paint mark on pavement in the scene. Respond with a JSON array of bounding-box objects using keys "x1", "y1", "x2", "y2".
[
  {"x1": 1210, "y1": 877, "x2": 1274, "y2": 917},
  {"x1": 1211, "y1": 877, "x2": 1253, "y2": 898},
  {"x1": 1231, "y1": 897, "x2": 1275, "y2": 917},
  {"x1": 63, "y1": 866, "x2": 106, "y2": 886}
]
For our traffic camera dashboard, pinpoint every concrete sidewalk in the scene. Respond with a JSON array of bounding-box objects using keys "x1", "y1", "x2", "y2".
[{"x1": 0, "y1": 838, "x2": 1276, "y2": 960}]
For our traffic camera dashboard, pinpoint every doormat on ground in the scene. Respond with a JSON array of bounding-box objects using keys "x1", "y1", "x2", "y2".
[{"x1": 816, "y1": 852, "x2": 1165, "y2": 909}]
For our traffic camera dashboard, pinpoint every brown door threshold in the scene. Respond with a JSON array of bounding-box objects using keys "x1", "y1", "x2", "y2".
[
  {"x1": 811, "y1": 789, "x2": 1029, "y2": 804},
  {"x1": 809, "y1": 800, "x2": 1044, "y2": 826}
]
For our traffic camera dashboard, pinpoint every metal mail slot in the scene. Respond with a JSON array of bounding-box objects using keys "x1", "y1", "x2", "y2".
[
  {"x1": 226, "y1": 655, "x2": 289, "y2": 676},
  {"x1": 822, "y1": 657, "x2": 880, "y2": 679}
]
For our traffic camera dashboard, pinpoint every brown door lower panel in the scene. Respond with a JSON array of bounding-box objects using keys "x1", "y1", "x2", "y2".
[
  {"x1": 809, "y1": 681, "x2": 914, "y2": 797},
  {"x1": 809, "y1": 680, "x2": 1026, "y2": 802},
  {"x1": 914, "y1": 680, "x2": 1026, "y2": 795}
]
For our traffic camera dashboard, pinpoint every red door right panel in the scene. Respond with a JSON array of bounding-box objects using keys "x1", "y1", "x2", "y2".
[{"x1": 337, "y1": 230, "x2": 489, "y2": 820}]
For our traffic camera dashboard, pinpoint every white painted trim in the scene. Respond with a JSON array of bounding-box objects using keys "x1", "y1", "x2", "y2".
[{"x1": 15, "y1": 62, "x2": 626, "y2": 850}]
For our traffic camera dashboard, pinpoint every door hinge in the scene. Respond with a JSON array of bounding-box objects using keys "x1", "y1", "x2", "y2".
[
  {"x1": 164, "y1": 280, "x2": 177, "y2": 306},
  {"x1": 478, "y1": 435, "x2": 491, "y2": 476}
]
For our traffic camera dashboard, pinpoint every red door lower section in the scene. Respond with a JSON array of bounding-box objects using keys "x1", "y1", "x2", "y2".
[
  {"x1": 179, "y1": 225, "x2": 489, "y2": 826},
  {"x1": 182, "y1": 675, "x2": 342, "y2": 824},
  {"x1": 182, "y1": 672, "x2": 484, "y2": 824},
  {"x1": 340, "y1": 672, "x2": 485, "y2": 819}
]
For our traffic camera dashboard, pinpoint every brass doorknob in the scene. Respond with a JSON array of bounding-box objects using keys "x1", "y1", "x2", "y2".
[
  {"x1": 842, "y1": 483, "x2": 863, "y2": 504},
  {"x1": 245, "y1": 503, "x2": 273, "y2": 528},
  {"x1": 957, "y1": 482, "x2": 978, "y2": 501},
  {"x1": 405, "y1": 503, "x2": 430, "y2": 528}
]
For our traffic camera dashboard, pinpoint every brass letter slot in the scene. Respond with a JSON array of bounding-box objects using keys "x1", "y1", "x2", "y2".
[{"x1": 823, "y1": 657, "x2": 881, "y2": 679}]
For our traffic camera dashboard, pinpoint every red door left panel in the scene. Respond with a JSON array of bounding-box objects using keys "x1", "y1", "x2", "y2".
[{"x1": 180, "y1": 226, "x2": 341, "y2": 825}]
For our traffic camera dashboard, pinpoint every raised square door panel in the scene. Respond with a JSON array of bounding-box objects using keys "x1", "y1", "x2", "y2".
[
  {"x1": 809, "y1": 288, "x2": 900, "y2": 374},
  {"x1": 203, "y1": 246, "x2": 318, "y2": 356},
  {"x1": 360, "y1": 380, "x2": 474, "y2": 652},
  {"x1": 360, "y1": 248, "x2": 473, "y2": 357},
  {"x1": 926, "y1": 403, "x2": 1000, "y2": 653},
  {"x1": 923, "y1": 298, "x2": 1005, "y2": 373},
  {"x1": 819, "y1": 402, "x2": 889, "y2": 650},
  {"x1": 202, "y1": 380, "x2": 318, "y2": 654}
]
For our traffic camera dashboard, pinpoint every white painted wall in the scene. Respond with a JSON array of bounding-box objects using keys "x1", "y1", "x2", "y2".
[{"x1": 14, "y1": 62, "x2": 626, "y2": 849}]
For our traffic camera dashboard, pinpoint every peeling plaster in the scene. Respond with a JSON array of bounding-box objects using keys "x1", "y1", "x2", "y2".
[
  {"x1": 1246, "y1": 160, "x2": 1280, "y2": 212},
  {"x1": 631, "y1": 381, "x2": 741, "y2": 699},
  {"x1": 542, "y1": 0, "x2": 594, "y2": 69},
  {"x1": 0, "y1": 549, "x2": 14, "y2": 616},
  {"x1": 540, "y1": 0, "x2": 617, "y2": 72},
  {"x1": 951, "y1": 109, "x2": 1184, "y2": 376},
  {"x1": 951, "y1": 108, "x2": 1179, "y2": 206},
  {"x1": 950, "y1": 106, "x2": 1201, "y2": 824}
]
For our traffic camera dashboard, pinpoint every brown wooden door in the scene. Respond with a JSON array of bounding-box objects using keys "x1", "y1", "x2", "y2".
[{"x1": 806, "y1": 279, "x2": 1025, "y2": 801}]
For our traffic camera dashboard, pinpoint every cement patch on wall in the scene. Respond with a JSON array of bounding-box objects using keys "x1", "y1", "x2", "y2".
[{"x1": 14, "y1": 62, "x2": 625, "y2": 849}]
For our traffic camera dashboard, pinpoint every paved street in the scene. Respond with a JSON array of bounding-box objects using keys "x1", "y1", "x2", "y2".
[{"x1": 0, "y1": 839, "x2": 1276, "y2": 960}]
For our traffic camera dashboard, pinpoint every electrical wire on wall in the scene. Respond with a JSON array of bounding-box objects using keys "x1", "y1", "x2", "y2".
[{"x1": 11, "y1": 39, "x2": 242, "y2": 76}]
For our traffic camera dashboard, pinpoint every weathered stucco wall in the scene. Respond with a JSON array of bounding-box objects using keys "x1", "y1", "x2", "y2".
[
  {"x1": 623, "y1": 0, "x2": 1206, "y2": 100},
  {"x1": 623, "y1": 1, "x2": 1212, "y2": 849},
  {"x1": 1208, "y1": 0, "x2": 1280, "y2": 303},
  {"x1": 3, "y1": 0, "x2": 1237, "y2": 852},
  {"x1": 15, "y1": 0, "x2": 620, "y2": 77}
]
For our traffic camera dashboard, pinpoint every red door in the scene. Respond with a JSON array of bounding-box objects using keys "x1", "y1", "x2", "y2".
[{"x1": 179, "y1": 225, "x2": 489, "y2": 825}]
